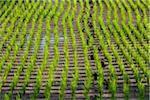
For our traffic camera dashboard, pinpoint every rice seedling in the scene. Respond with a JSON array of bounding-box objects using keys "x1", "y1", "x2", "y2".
[{"x1": 0, "y1": 0, "x2": 149, "y2": 99}]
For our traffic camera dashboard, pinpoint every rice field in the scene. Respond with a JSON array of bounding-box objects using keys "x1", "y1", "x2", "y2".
[{"x1": 0, "y1": 0, "x2": 149, "y2": 100}]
